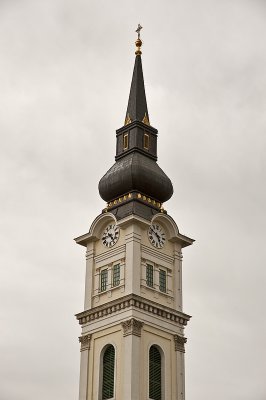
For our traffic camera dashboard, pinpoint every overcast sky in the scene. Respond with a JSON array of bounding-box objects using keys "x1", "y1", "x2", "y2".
[{"x1": 1, "y1": 0, "x2": 266, "y2": 399}]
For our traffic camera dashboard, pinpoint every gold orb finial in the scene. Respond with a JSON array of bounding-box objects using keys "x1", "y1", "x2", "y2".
[{"x1": 135, "y1": 24, "x2": 143, "y2": 55}]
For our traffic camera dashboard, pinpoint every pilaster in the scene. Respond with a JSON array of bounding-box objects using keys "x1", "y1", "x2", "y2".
[
  {"x1": 121, "y1": 318, "x2": 143, "y2": 400},
  {"x1": 85, "y1": 243, "x2": 95, "y2": 309},
  {"x1": 124, "y1": 224, "x2": 141, "y2": 295},
  {"x1": 173, "y1": 246, "x2": 183, "y2": 311},
  {"x1": 78, "y1": 334, "x2": 91, "y2": 400},
  {"x1": 174, "y1": 334, "x2": 187, "y2": 400}
]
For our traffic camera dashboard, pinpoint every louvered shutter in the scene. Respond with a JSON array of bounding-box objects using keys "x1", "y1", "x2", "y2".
[
  {"x1": 102, "y1": 345, "x2": 115, "y2": 399},
  {"x1": 149, "y1": 345, "x2": 161, "y2": 400}
]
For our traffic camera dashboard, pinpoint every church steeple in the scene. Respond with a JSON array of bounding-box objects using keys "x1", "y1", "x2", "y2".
[
  {"x1": 75, "y1": 28, "x2": 194, "y2": 400},
  {"x1": 98, "y1": 28, "x2": 173, "y2": 220}
]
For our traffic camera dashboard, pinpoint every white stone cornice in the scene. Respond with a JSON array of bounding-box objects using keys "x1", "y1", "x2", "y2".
[{"x1": 76, "y1": 294, "x2": 191, "y2": 327}]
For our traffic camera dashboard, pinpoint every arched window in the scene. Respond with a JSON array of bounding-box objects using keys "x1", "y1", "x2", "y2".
[
  {"x1": 149, "y1": 345, "x2": 162, "y2": 400},
  {"x1": 102, "y1": 345, "x2": 115, "y2": 400}
]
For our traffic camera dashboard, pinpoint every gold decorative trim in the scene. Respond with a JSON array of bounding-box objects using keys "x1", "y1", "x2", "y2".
[
  {"x1": 135, "y1": 38, "x2": 142, "y2": 56},
  {"x1": 78, "y1": 334, "x2": 91, "y2": 352},
  {"x1": 121, "y1": 318, "x2": 144, "y2": 337},
  {"x1": 124, "y1": 113, "x2": 132, "y2": 126},
  {"x1": 173, "y1": 334, "x2": 187, "y2": 353},
  {"x1": 106, "y1": 192, "x2": 163, "y2": 211},
  {"x1": 76, "y1": 294, "x2": 191, "y2": 327},
  {"x1": 142, "y1": 113, "x2": 150, "y2": 126}
]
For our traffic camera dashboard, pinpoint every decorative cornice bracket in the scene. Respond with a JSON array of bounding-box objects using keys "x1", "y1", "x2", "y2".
[
  {"x1": 174, "y1": 334, "x2": 187, "y2": 353},
  {"x1": 78, "y1": 334, "x2": 92, "y2": 352},
  {"x1": 121, "y1": 318, "x2": 144, "y2": 337}
]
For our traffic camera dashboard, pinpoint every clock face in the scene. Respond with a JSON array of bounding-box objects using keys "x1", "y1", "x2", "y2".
[
  {"x1": 148, "y1": 224, "x2": 166, "y2": 248},
  {"x1": 102, "y1": 224, "x2": 120, "y2": 248}
]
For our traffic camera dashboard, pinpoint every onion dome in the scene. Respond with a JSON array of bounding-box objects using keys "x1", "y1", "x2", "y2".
[{"x1": 98, "y1": 27, "x2": 173, "y2": 220}]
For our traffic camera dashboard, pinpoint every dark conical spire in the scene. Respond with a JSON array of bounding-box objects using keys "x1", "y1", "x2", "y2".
[{"x1": 125, "y1": 55, "x2": 150, "y2": 125}]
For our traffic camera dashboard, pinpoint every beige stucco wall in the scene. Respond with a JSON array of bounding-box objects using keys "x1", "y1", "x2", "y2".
[
  {"x1": 86, "y1": 215, "x2": 182, "y2": 311},
  {"x1": 85, "y1": 322, "x2": 183, "y2": 400}
]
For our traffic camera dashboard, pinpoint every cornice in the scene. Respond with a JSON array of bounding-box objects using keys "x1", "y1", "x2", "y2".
[{"x1": 75, "y1": 294, "x2": 191, "y2": 327}]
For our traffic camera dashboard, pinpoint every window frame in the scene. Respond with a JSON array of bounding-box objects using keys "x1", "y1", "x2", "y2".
[
  {"x1": 123, "y1": 133, "x2": 129, "y2": 150},
  {"x1": 100, "y1": 269, "x2": 108, "y2": 292},
  {"x1": 146, "y1": 264, "x2": 154, "y2": 288},
  {"x1": 144, "y1": 132, "x2": 150, "y2": 150},
  {"x1": 112, "y1": 263, "x2": 120, "y2": 287},
  {"x1": 159, "y1": 269, "x2": 167, "y2": 293}
]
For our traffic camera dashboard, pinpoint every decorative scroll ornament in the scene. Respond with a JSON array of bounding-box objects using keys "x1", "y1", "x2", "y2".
[
  {"x1": 142, "y1": 112, "x2": 150, "y2": 125},
  {"x1": 173, "y1": 334, "x2": 187, "y2": 353},
  {"x1": 121, "y1": 318, "x2": 144, "y2": 337},
  {"x1": 78, "y1": 334, "x2": 92, "y2": 352},
  {"x1": 124, "y1": 113, "x2": 132, "y2": 126}
]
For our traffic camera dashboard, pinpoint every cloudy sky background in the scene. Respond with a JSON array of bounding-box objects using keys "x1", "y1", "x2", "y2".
[{"x1": 1, "y1": 0, "x2": 266, "y2": 399}]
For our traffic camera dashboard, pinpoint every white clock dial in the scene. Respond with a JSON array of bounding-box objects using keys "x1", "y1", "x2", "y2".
[
  {"x1": 102, "y1": 224, "x2": 120, "y2": 248},
  {"x1": 148, "y1": 224, "x2": 166, "y2": 248}
]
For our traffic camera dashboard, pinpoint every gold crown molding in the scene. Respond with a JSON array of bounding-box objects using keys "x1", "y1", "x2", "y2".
[{"x1": 106, "y1": 192, "x2": 163, "y2": 211}]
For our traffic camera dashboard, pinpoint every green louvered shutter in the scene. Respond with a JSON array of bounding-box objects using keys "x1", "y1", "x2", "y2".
[
  {"x1": 149, "y1": 345, "x2": 161, "y2": 400},
  {"x1": 102, "y1": 345, "x2": 115, "y2": 399}
]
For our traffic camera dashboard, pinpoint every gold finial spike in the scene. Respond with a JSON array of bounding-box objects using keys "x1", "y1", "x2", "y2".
[
  {"x1": 135, "y1": 24, "x2": 143, "y2": 55},
  {"x1": 142, "y1": 112, "x2": 150, "y2": 125},
  {"x1": 124, "y1": 113, "x2": 132, "y2": 125}
]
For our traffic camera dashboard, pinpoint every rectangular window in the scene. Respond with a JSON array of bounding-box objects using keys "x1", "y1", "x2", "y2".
[
  {"x1": 144, "y1": 133, "x2": 149, "y2": 149},
  {"x1": 100, "y1": 269, "x2": 108, "y2": 292},
  {"x1": 146, "y1": 264, "x2": 154, "y2": 288},
  {"x1": 159, "y1": 269, "x2": 166, "y2": 293},
  {"x1": 112, "y1": 264, "x2": 120, "y2": 287},
  {"x1": 123, "y1": 133, "x2": 128, "y2": 150}
]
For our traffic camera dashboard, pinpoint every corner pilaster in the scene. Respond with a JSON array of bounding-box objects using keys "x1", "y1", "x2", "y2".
[
  {"x1": 78, "y1": 334, "x2": 92, "y2": 400},
  {"x1": 85, "y1": 243, "x2": 95, "y2": 309},
  {"x1": 121, "y1": 318, "x2": 144, "y2": 400},
  {"x1": 173, "y1": 247, "x2": 183, "y2": 311},
  {"x1": 173, "y1": 334, "x2": 186, "y2": 400},
  {"x1": 124, "y1": 224, "x2": 142, "y2": 296}
]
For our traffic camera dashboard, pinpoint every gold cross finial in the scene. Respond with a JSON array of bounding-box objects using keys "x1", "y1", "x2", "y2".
[
  {"x1": 136, "y1": 24, "x2": 143, "y2": 39},
  {"x1": 135, "y1": 24, "x2": 143, "y2": 55}
]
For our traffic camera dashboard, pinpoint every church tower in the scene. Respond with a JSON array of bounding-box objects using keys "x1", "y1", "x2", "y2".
[{"x1": 75, "y1": 28, "x2": 194, "y2": 400}]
